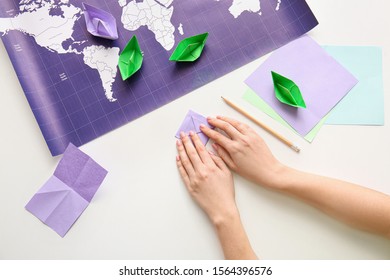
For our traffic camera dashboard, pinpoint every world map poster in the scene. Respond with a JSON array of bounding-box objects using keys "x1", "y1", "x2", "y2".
[{"x1": 0, "y1": 0, "x2": 318, "y2": 156}]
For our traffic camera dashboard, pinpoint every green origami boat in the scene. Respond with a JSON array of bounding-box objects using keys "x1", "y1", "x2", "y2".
[
  {"x1": 169, "y1": 32, "x2": 209, "y2": 62},
  {"x1": 271, "y1": 71, "x2": 306, "y2": 108},
  {"x1": 118, "y1": 36, "x2": 143, "y2": 80}
]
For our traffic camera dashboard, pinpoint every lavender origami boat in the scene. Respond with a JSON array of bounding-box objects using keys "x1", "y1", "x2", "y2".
[{"x1": 83, "y1": 2, "x2": 118, "y2": 40}]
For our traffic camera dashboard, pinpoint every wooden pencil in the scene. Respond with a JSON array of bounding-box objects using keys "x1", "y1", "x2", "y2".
[{"x1": 221, "y1": 96, "x2": 300, "y2": 153}]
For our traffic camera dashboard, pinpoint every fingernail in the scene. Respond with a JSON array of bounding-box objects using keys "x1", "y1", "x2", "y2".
[
  {"x1": 189, "y1": 131, "x2": 195, "y2": 136},
  {"x1": 176, "y1": 139, "x2": 181, "y2": 146},
  {"x1": 200, "y1": 124, "x2": 205, "y2": 130},
  {"x1": 180, "y1": 132, "x2": 186, "y2": 138},
  {"x1": 176, "y1": 155, "x2": 180, "y2": 161}
]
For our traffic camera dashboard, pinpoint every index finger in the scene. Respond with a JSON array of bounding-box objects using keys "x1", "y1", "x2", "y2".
[
  {"x1": 216, "y1": 116, "x2": 252, "y2": 135},
  {"x1": 200, "y1": 124, "x2": 234, "y2": 151},
  {"x1": 206, "y1": 117, "x2": 242, "y2": 140}
]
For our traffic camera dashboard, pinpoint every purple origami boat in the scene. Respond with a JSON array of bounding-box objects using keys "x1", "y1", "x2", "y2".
[{"x1": 82, "y1": 2, "x2": 118, "y2": 40}]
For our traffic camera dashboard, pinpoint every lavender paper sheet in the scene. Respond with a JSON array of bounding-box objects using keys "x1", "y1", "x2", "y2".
[
  {"x1": 0, "y1": 0, "x2": 318, "y2": 155},
  {"x1": 25, "y1": 143, "x2": 108, "y2": 237},
  {"x1": 54, "y1": 143, "x2": 108, "y2": 202},
  {"x1": 245, "y1": 36, "x2": 358, "y2": 136}
]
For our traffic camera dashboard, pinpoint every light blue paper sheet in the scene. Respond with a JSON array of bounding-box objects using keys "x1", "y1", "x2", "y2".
[{"x1": 324, "y1": 46, "x2": 384, "y2": 125}]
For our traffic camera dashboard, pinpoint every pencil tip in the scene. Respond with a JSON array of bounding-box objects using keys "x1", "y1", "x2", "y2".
[{"x1": 291, "y1": 145, "x2": 301, "y2": 153}]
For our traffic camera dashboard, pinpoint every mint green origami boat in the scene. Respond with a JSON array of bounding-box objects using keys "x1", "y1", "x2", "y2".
[
  {"x1": 118, "y1": 36, "x2": 143, "y2": 80},
  {"x1": 271, "y1": 71, "x2": 306, "y2": 108}
]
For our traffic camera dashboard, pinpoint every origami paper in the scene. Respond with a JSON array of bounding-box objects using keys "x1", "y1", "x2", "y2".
[
  {"x1": 169, "y1": 33, "x2": 209, "y2": 62},
  {"x1": 243, "y1": 89, "x2": 326, "y2": 142},
  {"x1": 271, "y1": 71, "x2": 306, "y2": 108},
  {"x1": 323, "y1": 46, "x2": 384, "y2": 125},
  {"x1": 82, "y1": 3, "x2": 118, "y2": 40},
  {"x1": 175, "y1": 110, "x2": 214, "y2": 146},
  {"x1": 118, "y1": 35, "x2": 143, "y2": 80},
  {"x1": 245, "y1": 36, "x2": 358, "y2": 136},
  {"x1": 25, "y1": 143, "x2": 108, "y2": 237}
]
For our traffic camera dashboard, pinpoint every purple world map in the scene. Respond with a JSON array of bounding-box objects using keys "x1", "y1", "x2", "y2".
[{"x1": 0, "y1": 0, "x2": 318, "y2": 156}]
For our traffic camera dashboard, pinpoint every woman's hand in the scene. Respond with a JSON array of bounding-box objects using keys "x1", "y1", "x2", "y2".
[
  {"x1": 176, "y1": 131, "x2": 238, "y2": 225},
  {"x1": 201, "y1": 116, "x2": 286, "y2": 189}
]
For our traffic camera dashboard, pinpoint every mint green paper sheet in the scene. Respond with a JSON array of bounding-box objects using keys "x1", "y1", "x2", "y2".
[
  {"x1": 243, "y1": 89, "x2": 326, "y2": 142},
  {"x1": 323, "y1": 46, "x2": 384, "y2": 125}
]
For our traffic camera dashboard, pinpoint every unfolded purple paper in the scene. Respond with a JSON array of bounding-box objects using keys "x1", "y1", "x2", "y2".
[
  {"x1": 83, "y1": 3, "x2": 118, "y2": 40},
  {"x1": 25, "y1": 143, "x2": 108, "y2": 237},
  {"x1": 245, "y1": 36, "x2": 358, "y2": 136},
  {"x1": 175, "y1": 110, "x2": 213, "y2": 146}
]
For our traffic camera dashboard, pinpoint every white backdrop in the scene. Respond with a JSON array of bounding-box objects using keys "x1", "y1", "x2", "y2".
[{"x1": 1, "y1": 0, "x2": 389, "y2": 259}]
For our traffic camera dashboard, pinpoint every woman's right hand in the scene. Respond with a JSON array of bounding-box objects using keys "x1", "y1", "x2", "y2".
[{"x1": 201, "y1": 116, "x2": 286, "y2": 189}]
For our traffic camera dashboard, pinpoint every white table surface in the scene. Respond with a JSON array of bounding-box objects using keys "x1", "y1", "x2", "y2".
[{"x1": 1, "y1": 0, "x2": 389, "y2": 260}]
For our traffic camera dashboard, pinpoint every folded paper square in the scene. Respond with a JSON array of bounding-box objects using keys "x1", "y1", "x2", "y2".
[
  {"x1": 83, "y1": 3, "x2": 118, "y2": 40},
  {"x1": 175, "y1": 110, "x2": 213, "y2": 145},
  {"x1": 25, "y1": 143, "x2": 108, "y2": 237},
  {"x1": 25, "y1": 176, "x2": 89, "y2": 237}
]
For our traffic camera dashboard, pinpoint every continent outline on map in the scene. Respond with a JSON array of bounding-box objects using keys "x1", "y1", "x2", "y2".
[
  {"x1": 120, "y1": 0, "x2": 175, "y2": 51},
  {"x1": 83, "y1": 45, "x2": 120, "y2": 102}
]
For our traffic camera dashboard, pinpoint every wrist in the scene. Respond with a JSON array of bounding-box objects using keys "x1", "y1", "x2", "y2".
[
  {"x1": 211, "y1": 206, "x2": 240, "y2": 229},
  {"x1": 254, "y1": 161, "x2": 290, "y2": 190},
  {"x1": 271, "y1": 165, "x2": 304, "y2": 192}
]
